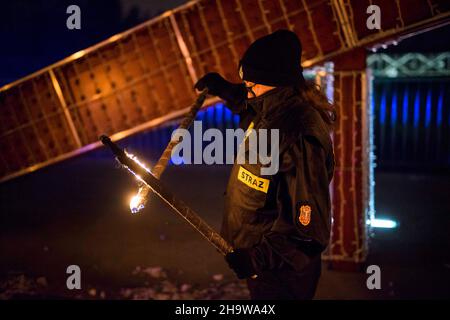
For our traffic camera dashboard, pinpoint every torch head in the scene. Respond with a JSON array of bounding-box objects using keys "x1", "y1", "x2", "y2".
[
  {"x1": 129, "y1": 186, "x2": 150, "y2": 214},
  {"x1": 100, "y1": 135, "x2": 152, "y2": 214},
  {"x1": 130, "y1": 194, "x2": 145, "y2": 214}
]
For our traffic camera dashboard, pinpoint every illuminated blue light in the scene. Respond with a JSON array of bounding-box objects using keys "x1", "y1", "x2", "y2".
[
  {"x1": 206, "y1": 106, "x2": 215, "y2": 125},
  {"x1": 170, "y1": 154, "x2": 185, "y2": 165},
  {"x1": 402, "y1": 88, "x2": 409, "y2": 125},
  {"x1": 224, "y1": 105, "x2": 233, "y2": 123},
  {"x1": 413, "y1": 90, "x2": 420, "y2": 128},
  {"x1": 380, "y1": 89, "x2": 386, "y2": 125},
  {"x1": 214, "y1": 102, "x2": 224, "y2": 123},
  {"x1": 370, "y1": 89, "x2": 375, "y2": 126},
  {"x1": 425, "y1": 89, "x2": 432, "y2": 128},
  {"x1": 437, "y1": 87, "x2": 443, "y2": 126},
  {"x1": 196, "y1": 108, "x2": 205, "y2": 121},
  {"x1": 233, "y1": 114, "x2": 240, "y2": 127},
  {"x1": 391, "y1": 92, "x2": 397, "y2": 126}
]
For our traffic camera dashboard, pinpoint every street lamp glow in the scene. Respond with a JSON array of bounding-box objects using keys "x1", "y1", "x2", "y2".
[{"x1": 368, "y1": 218, "x2": 398, "y2": 229}]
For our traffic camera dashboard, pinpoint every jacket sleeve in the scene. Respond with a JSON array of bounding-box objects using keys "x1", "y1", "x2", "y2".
[{"x1": 249, "y1": 134, "x2": 333, "y2": 273}]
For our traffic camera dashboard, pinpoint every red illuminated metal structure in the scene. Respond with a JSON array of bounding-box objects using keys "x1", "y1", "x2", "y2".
[
  {"x1": 1, "y1": 0, "x2": 449, "y2": 269},
  {"x1": 130, "y1": 88, "x2": 208, "y2": 213}
]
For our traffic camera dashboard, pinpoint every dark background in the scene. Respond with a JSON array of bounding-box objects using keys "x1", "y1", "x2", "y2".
[
  {"x1": 0, "y1": 0, "x2": 188, "y2": 86},
  {"x1": 1, "y1": 0, "x2": 450, "y2": 86},
  {"x1": 0, "y1": 0, "x2": 449, "y2": 299}
]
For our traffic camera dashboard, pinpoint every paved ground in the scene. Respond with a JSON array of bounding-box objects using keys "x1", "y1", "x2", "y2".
[{"x1": 1, "y1": 152, "x2": 449, "y2": 299}]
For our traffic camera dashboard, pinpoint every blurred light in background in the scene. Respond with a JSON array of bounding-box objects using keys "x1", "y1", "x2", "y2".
[{"x1": 368, "y1": 218, "x2": 398, "y2": 229}]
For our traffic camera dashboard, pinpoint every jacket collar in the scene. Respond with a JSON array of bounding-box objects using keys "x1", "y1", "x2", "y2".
[
  {"x1": 246, "y1": 86, "x2": 298, "y2": 125},
  {"x1": 246, "y1": 85, "x2": 332, "y2": 154}
]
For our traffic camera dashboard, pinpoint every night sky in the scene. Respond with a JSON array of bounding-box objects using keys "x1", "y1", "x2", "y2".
[
  {"x1": 0, "y1": 0, "x2": 188, "y2": 86},
  {"x1": 0, "y1": 1, "x2": 449, "y2": 87}
]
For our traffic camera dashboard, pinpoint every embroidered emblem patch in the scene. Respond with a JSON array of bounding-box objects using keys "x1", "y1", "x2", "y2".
[
  {"x1": 237, "y1": 166, "x2": 270, "y2": 193},
  {"x1": 298, "y1": 205, "x2": 312, "y2": 226}
]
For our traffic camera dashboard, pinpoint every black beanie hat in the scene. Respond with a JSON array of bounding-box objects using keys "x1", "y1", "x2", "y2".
[{"x1": 239, "y1": 29, "x2": 304, "y2": 87}]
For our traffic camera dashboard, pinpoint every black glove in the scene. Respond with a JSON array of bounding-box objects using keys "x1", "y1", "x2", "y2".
[
  {"x1": 225, "y1": 248, "x2": 257, "y2": 279},
  {"x1": 195, "y1": 72, "x2": 230, "y2": 96},
  {"x1": 194, "y1": 73, "x2": 247, "y2": 111}
]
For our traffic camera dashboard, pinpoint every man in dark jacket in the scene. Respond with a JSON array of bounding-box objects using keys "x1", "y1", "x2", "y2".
[{"x1": 195, "y1": 30, "x2": 335, "y2": 300}]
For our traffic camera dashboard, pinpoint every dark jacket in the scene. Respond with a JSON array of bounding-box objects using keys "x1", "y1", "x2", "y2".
[{"x1": 221, "y1": 86, "x2": 335, "y2": 273}]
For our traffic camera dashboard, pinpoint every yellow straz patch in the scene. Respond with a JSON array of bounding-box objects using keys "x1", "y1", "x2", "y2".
[{"x1": 237, "y1": 166, "x2": 270, "y2": 193}]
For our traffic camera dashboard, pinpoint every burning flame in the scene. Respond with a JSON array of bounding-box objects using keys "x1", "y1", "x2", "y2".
[
  {"x1": 124, "y1": 150, "x2": 152, "y2": 174},
  {"x1": 124, "y1": 150, "x2": 152, "y2": 214},
  {"x1": 130, "y1": 192, "x2": 145, "y2": 214}
]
